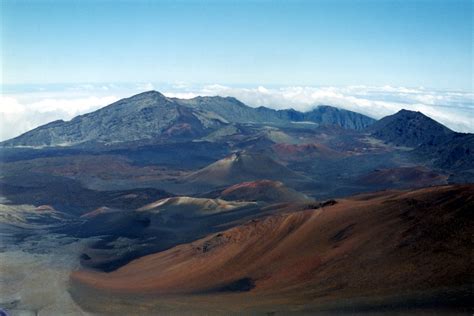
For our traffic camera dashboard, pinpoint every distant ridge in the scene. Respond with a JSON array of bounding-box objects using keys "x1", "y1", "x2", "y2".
[
  {"x1": 368, "y1": 109, "x2": 453, "y2": 147},
  {"x1": 366, "y1": 109, "x2": 473, "y2": 172},
  {"x1": 179, "y1": 96, "x2": 375, "y2": 129},
  {"x1": 1, "y1": 90, "x2": 375, "y2": 147}
]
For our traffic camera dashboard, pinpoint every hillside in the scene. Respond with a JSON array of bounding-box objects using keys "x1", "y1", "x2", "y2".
[
  {"x1": 183, "y1": 151, "x2": 309, "y2": 188},
  {"x1": 219, "y1": 180, "x2": 312, "y2": 203},
  {"x1": 1, "y1": 91, "x2": 375, "y2": 148},
  {"x1": 71, "y1": 184, "x2": 473, "y2": 314},
  {"x1": 368, "y1": 109, "x2": 454, "y2": 147}
]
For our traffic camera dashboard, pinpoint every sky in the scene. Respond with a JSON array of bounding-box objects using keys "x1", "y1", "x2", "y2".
[{"x1": 0, "y1": 0, "x2": 473, "y2": 140}]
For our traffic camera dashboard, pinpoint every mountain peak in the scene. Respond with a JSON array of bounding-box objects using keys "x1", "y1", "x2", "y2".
[
  {"x1": 389, "y1": 109, "x2": 450, "y2": 128},
  {"x1": 183, "y1": 150, "x2": 307, "y2": 189},
  {"x1": 1, "y1": 91, "x2": 375, "y2": 148},
  {"x1": 314, "y1": 105, "x2": 339, "y2": 110},
  {"x1": 395, "y1": 109, "x2": 424, "y2": 116},
  {"x1": 130, "y1": 90, "x2": 167, "y2": 100},
  {"x1": 303, "y1": 105, "x2": 375, "y2": 130},
  {"x1": 188, "y1": 95, "x2": 246, "y2": 107},
  {"x1": 369, "y1": 109, "x2": 453, "y2": 147}
]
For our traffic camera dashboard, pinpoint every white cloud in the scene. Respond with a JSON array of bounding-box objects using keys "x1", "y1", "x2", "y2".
[
  {"x1": 0, "y1": 95, "x2": 120, "y2": 141},
  {"x1": 0, "y1": 83, "x2": 472, "y2": 141},
  {"x1": 160, "y1": 84, "x2": 473, "y2": 133},
  {"x1": 0, "y1": 96, "x2": 26, "y2": 114},
  {"x1": 28, "y1": 96, "x2": 119, "y2": 115}
]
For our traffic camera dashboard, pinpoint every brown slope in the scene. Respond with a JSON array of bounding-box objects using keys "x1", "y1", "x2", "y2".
[
  {"x1": 182, "y1": 151, "x2": 309, "y2": 188},
  {"x1": 71, "y1": 185, "x2": 473, "y2": 313},
  {"x1": 220, "y1": 180, "x2": 312, "y2": 203},
  {"x1": 357, "y1": 166, "x2": 448, "y2": 188}
]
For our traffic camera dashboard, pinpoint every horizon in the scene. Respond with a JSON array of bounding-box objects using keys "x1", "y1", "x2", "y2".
[
  {"x1": 1, "y1": 82, "x2": 473, "y2": 141},
  {"x1": 1, "y1": 2, "x2": 473, "y2": 314},
  {"x1": 1, "y1": 0, "x2": 472, "y2": 140}
]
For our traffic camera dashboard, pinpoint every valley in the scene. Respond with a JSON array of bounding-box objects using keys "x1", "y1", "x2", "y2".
[{"x1": 0, "y1": 91, "x2": 472, "y2": 315}]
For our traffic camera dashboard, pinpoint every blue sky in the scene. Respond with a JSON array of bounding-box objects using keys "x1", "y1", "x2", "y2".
[
  {"x1": 1, "y1": 0, "x2": 472, "y2": 90},
  {"x1": 1, "y1": 1, "x2": 473, "y2": 140}
]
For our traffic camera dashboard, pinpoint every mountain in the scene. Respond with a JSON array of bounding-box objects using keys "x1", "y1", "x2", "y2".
[
  {"x1": 2, "y1": 89, "x2": 472, "y2": 315},
  {"x1": 218, "y1": 180, "x2": 312, "y2": 203},
  {"x1": 368, "y1": 109, "x2": 454, "y2": 147},
  {"x1": 1, "y1": 91, "x2": 229, "y2": 147},
  {"x1": 1, "y1": 91, "x2": 375, "y2": 148},
  {"x1": 182, "y1": 151, "x2": 309, "y2": 189},
  {"x1": 366, "y1": 109, "x2": 473, "y2": 178},
  {"x1": 71, "y1": 184, "x2": 473, "y2": 314},
  {"x1": 179, "y1": 96, "x2": 375, "y2": 129},
  {"x1": 177, "y1": 96, "x2": 285, "y2": 124},
  {"x1": 304, "y1": 105, "x2": 375, "y2": 130},
  {"x1": 417, "y1": 132, "x2": 474, "y2": 172}
]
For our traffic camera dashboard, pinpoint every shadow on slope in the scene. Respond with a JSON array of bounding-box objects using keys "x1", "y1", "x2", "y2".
[{"x1": 71, "y1": 185, "x2": 473, "y2": 314}]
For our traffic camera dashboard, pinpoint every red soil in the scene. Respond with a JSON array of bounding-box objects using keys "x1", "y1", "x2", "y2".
[
  {"x1": 358, "y1": 166, "x2": 447, "y2": 187},
  {"x1": 220, "y1": 180, "x2": 310, "y2": 203},
  {"x1": 71, "y1": 185, "x2": 473, "y2": 312}
]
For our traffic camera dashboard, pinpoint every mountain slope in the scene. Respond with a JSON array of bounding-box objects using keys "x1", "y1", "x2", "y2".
[
  {"x1": 71, "y1": 184, "x2": 473, "y2": 314},
  {"x1": 304, "y1": 105, "x2": 374, "y2": 130},
  {"x1": 1, "y1": 91, "x2": 228, "y2": 147},
  {"x1": 1, "y1": 91, "x2": 375, "y2": 147},
  {"x1": 183, "y1": 151, "x2": 309, "y2": 188},
  {"x1": 177, "y1": 96, "x2": 284, "y2": 125},
  {"x1": 179, "y1": 96, "x2": 375, "y2": 129},
  {"x1": 369, "y1": 109, "x2": 454, "y2": 147},
  {"x1": 219, "y1": 180, "x2": 312, "y2": 203},
  {"x1": 417, "y1": 133, "x2": 474, "y2": 170}
]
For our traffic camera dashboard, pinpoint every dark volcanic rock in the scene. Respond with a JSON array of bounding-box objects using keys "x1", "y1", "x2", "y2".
[
  {"x1": 368, "y1": 109, "x2": 454, "y2": 147},
  {"x1": 303, "y1": 105, "x2": 375, "y2": 130},
  {"x1": 177, "y1": 96, "x2": 375, "y2": 129},
  {"x1": 368, "y1": 109, "x2": 473, "y2": 178},
  {"x1": 1, "y1": 91, "x2": 228, "y2": 147},
  {"x1": 417, "y1": 133, "x2": 474, "y2": 171},
  {"x1": 1, "y1": 91, "x2": 375, "y2": 147},
  {"x1": 0, "y1": 174, "x2": 172, "y2": 215}
]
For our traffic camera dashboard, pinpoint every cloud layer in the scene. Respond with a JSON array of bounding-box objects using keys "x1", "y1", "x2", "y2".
[
  {"x1": 1, "y1": 83, "x2": 472, "y2": 141},
  {"x1": 164, "y1": 84, "x2": 474, "y2": 133},
  {"x1": 0, "y1": 94, "x2": 120, "y2": 141}
]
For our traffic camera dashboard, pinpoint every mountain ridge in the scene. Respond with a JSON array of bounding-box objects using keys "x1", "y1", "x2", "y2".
[
  {"x1": 368, "y1": 109, "x2": 454, "y2": 147},
  {"x1": 1, "y1": 90, "x2": 375, "y2": 148}
]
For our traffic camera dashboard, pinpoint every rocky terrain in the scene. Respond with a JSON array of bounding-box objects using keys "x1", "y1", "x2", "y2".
[
  {"x1": 0, "y1": 91, "x2": 472, "y2": 315},
  {"x1": 70, "y1": 185, "x2": 473, "y2": 315},
  {"x1": 0, "y1": 91, "x2": 374, "y2": 148}
]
